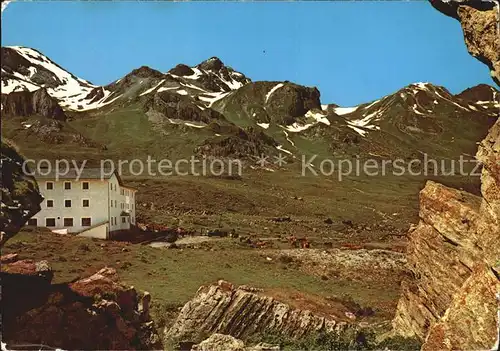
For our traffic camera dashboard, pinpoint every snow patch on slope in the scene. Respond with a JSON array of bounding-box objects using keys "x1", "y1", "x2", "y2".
[
  {"x1": 283, "y1": 130, "x2": 295, "y2": 147},
  {"x1": 198, "y1": 91, "x2": 231, "y2": 107},
  {"x1": 220, "y1": 74, "x2": 244, "y2": 90},
  {"x1": 276, "y1": 145, "x2": 293, "y2": 155},
  {"x1": 333, "y1": 106, "x2": 359, "y2": 115},
  {"x1": 157, "y1": 86, "x2": 177, "y2": 93},
  {"x1": 265, "y1": 83, "x2": 284, "y2": 103},
  {"x1": 305, "y1": 110, "x2": 330, "y2": 125},
  {"x1": 284, "y1": 122, "x2": 315, "y2": 133},
  {"x1": 184, "y1": 67, "x2": 203, "y2": 80},
  {"x1": 140, "y1": 79, "x2": 166, "y2": 96},
  {"x1": 1, "y1": 78, "x2": 40, "y2": 94},
  {"x1": 347, "y1": 125, "x2": 368, "y2": 137},
  {"x1": 2, "y1": 46, "x2": 125, "y2": 111}
]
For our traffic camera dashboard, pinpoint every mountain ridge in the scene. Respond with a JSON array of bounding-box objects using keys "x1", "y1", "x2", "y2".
[
  {"x1": 1, "y1": 45, "x2": 499, "y2": 163},
  {"x1": 3, "y1": 45, "x2": 498, "y2": 114}
]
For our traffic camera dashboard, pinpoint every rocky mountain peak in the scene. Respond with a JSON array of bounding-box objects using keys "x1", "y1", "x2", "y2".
[
  {"x1": 456, "y1": 83, "x2": 499, "y2": 102},
  {"x1": 401, "y1": 82, "x2": 448, "y2": 95},
  {"x1": 128, "y1": 65, "x2": 165, "y2": 79},
  {"x1": 197, "y1": 56, "x2": 225, "y2": 71},
  {"x1": 168, "y1": 64, "x2": 195, "y2": 76}
]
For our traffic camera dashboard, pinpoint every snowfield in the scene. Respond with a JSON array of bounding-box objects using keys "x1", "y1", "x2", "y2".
[
  {"x1": 140, "y1": 79, "x2": 166, "y2": 96},
  {"x1": 333, "y1": 106, "x2": 359, "y2": 115}
]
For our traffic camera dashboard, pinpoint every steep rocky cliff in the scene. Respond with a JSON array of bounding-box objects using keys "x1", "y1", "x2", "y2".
[
  {"x1": 0, "y1": 141, "x2": 43, "y2": 247},
  {"x1": 165, "y1": 280, "x2": 360, "y2": 345},
  {"x1": 393, "y1": 1, "x2": 500, "y2": 349},
  {"x1": 422, "y1": 263, "x2": 500, "y2": 351},
  {"x1": 1, "y1": 88, "x2": 67, "y2": 120},
  {"x1": 430, "y1": 0, "x2": 500, "y2": 85},
  {"x1": 392, "y1": 181, "x2": 498, "y2": 341},
  {"x1": 1, "y1": 261, "x2": 162, "y2": 350}
]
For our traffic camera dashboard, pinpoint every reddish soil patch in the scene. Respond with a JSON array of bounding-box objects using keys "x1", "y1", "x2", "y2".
[{"x1": 261, "y1": 288, "x2": 351, "y2": 321}]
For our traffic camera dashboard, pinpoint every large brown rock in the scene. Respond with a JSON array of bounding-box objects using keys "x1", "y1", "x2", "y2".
[
  {"x1": 192, "y1": 334, "x2": 246, "y2": 351},
  {"x1": 476, "y1": 121, "x2": 500, "y2": 259},
  {"x1": 393, "y1": 137, "x2": 500, "y2": 345},
  {"x1": 191, "y1": 333, "x2": 281, "y2": 351},
  {"x1": 422, "y1": 263, "x2": 500, "y2": 351},
  {"x1": 430, "y1": 0, "x2": 500, "y2": 85},
  {"x1": 393, "y1": 1, "x2": 500, "y2": 348},
  {"x1": 1, "y1": 265, "x2": 162, "y2": 350},
  {"x1": 0, "y1": 141, "x2": 43, "y2": 247},
  {"x1": 456, "y1": 4, "x2": 500, "y2": 86},
  {"x1": 165, "y1": 280, "x2": 359, "y2": 344},
  {"x1": 392, "y1": 182, "x2": 484, "y2": 339}
]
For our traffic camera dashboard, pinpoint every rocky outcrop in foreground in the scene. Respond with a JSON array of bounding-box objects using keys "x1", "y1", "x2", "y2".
[
  {"x1": 392, "y1": 123, "x2": 500, "y2": 349},
  {"x1": 1, "y1": 88, "x2": 67, "y2": 120},
  {"x1": 191, "y1": 333, "x2": 280, "y2": 351},
  {"x1": 393, "y1": 1, "x2": 500, "y2": 349},
  {"x1": 422, "y1": 263, "x2": 500, "y2": 351},
  {"x1": 1, "y1": 259, "x2": 162, "y2": 350},
  {"x1": 430, "y1": 0, "x2": 500, "y2": 85},
  {"x1": 0, "y1": 141, "x2": 43, "y2": 247},
  {"x1": 165, "y1": 280, "x2": 359, "y2": 345},
  {"x1": 392, "y1": 181, "x2": 499, "y2": 343}
]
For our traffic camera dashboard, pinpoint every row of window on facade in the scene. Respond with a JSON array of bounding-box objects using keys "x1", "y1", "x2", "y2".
[
  {"x1": 110, "y1": 200, "x2": 133, "y2": 210},
  {"x1": 44, "y1": 199, "x2": 90, "y2": 208},
  {"x1": 43, "y1": 199, "x2": 133, "y2": 209},
  {"x1": 28, "y1": 217, "x2": 92, "y2": 227},
  {"x1": 27, "y1": 216, "x2": 133, "y2": 227},
  {"x1": 46, "y1": 181, "x2": 90, "y2": 190},
  {"x1": 110, "y1": 183, "x2": 134, "y2": 197},
  {"x1": 110, "y1": 216, "x2": 130, "y2": 225},
  {"x1": 45, "y1": 181, "x2": 134, "y2": 198}
]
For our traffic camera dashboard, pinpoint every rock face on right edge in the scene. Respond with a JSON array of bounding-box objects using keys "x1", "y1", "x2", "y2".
[
  {"x1": 393, "y1": 1, "x2": 500, "y2": 349},
  {"x1": 422, "y1": 263, "x2": 500, "y2": 351},
  {"x1": 430, "y1": 0, "x2": 500, "y2": 85}
]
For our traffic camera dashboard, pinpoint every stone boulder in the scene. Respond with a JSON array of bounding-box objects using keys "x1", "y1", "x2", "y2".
[
  {"x1": 422, "y1": 263, "x2": 500, "y2": 351},
  {"x1": 191, "y1": 334, "x2": 281, "y2": 351},
  {"x1": 1, "y1": 264, "x2": 162, "y2": 350},
  {"x1": 430, "y1": 0, "x2": 499, "y2": 85},
  {"x1": 0, "y1": 141, "x2": 43, "y2": 247},
  {"x1": 165, "y1": 280, "x2": 359, "y2": 345},
  {"x1": 192, "y1": 334, "x2": 246, "y2": 351},
  {"x1": 392, "y1": 1, "x2": 500, "y2": 348}
]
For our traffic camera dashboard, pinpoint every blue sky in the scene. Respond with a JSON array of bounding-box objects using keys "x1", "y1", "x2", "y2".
[{"x1": 1, "y1": 1, "x2": 494, "y2": 106}]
